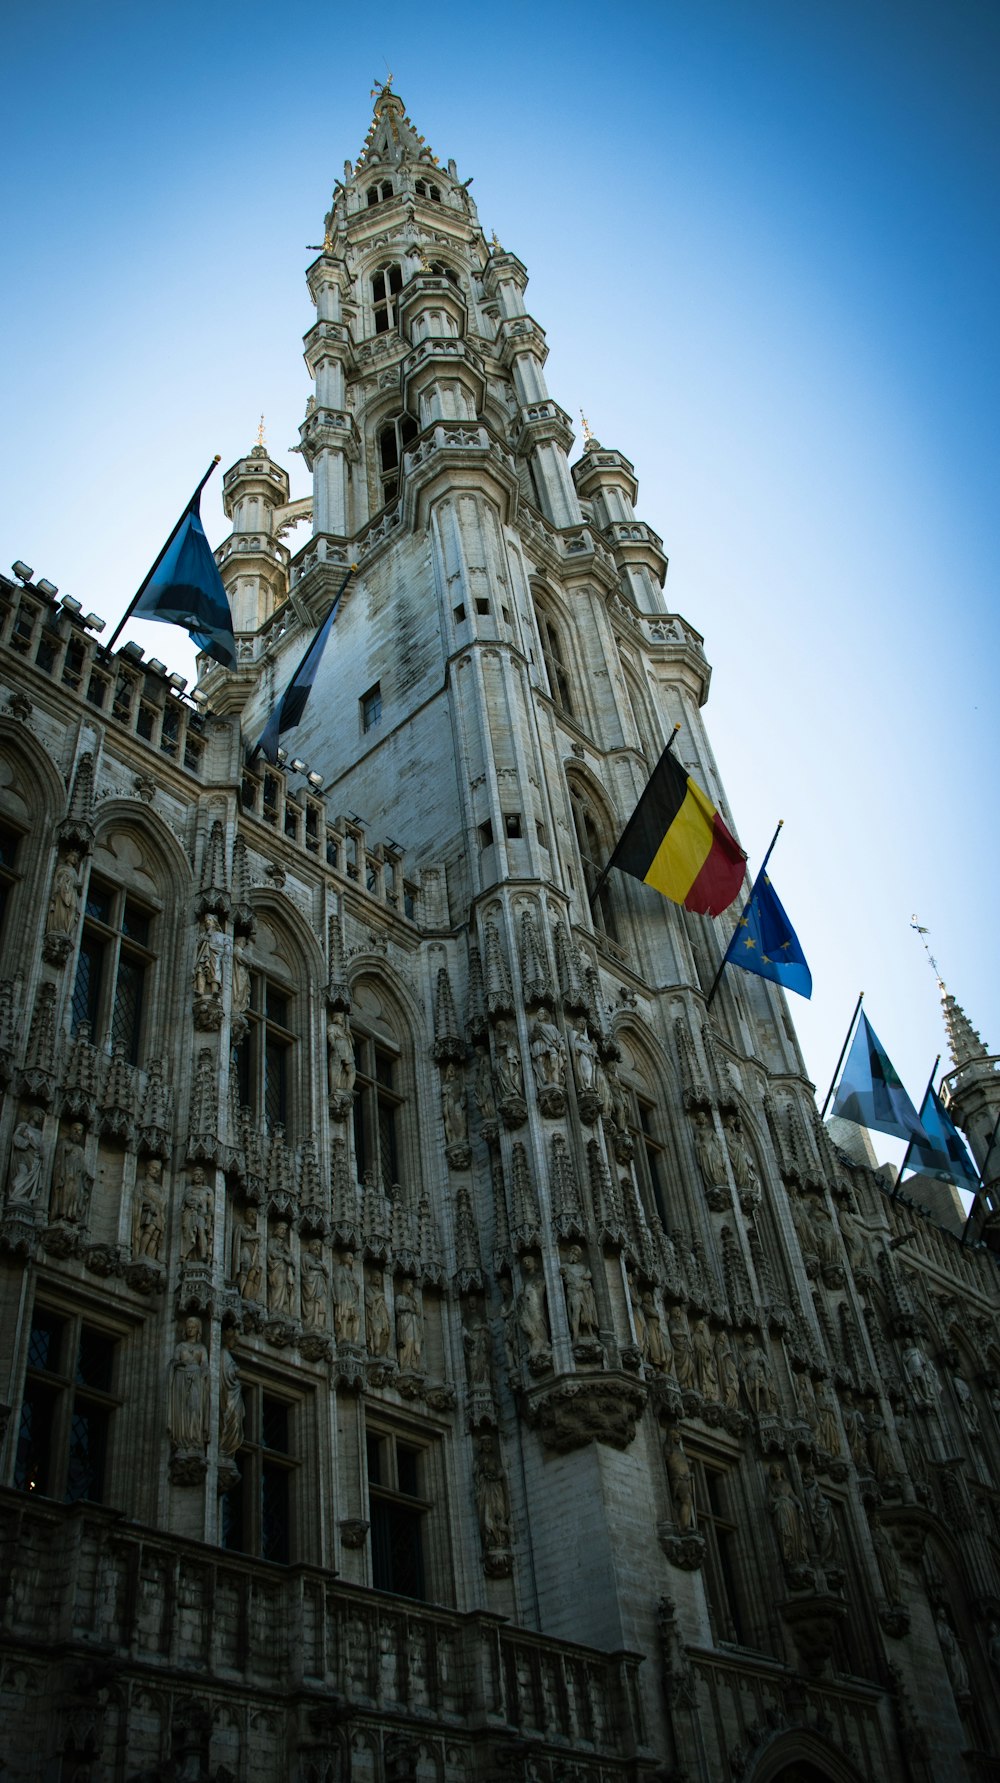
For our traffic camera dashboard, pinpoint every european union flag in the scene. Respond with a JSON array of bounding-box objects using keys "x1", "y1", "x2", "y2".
[
  {"x1": 902, "y1": 1085, "x2": 980, "y2": 1191},
  {"x1": 831, "y1": 1011, "x2": 928, "y2": 1144},
  {"x1": 133, "y1": 494, "x2": 237, "y2": 669},
  {"x1": 250, "y1": 565, "x2": 355, "y2": 764},
  {"x1": 724, "y1": 869, "x2": 812, "y2": 998}
]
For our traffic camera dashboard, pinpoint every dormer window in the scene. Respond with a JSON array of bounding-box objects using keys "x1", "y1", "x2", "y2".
[
  {"x1": 429, "y1": 262, "x2": 460, "y2": 288},
  {"x1": 372, "y1": 264, "x2": 403, "y2": 334},
  {"x1": 378, "y1": 413, "x2": 418, "y2": 505},
  {"x1": 367, "y1": 179, "x2": 394, "y2": 206},
  {"x1": 414, "y1": 181, "x2": 442, "y2": 203}
]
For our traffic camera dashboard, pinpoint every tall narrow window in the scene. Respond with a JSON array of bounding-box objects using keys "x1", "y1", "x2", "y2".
[
  {"x1": 536, "y1": 607, "x2": 574, "y2": 716},
  {"x1": 221, "y1": 1382, "x2": 298, "y2": 1563},
  {"x1": 569, "y1": 782, "x2": 618, "y2": 940},
  {"x1": 236, "y1": 973, "x2": 295, "y2": 1132},
  {"x1": 378, "y1": 412, "x2": 418, "y2": 504},
  {"x1": 631, "y1": 1092, "x2": 667, "y2": 1223},
  {"x1": 353, "y1": 1033, "x2": 402, "y2": 1186},
  {"x1": 70, "y1": 877, "x2": 155, "y2": 1062},
  {"x1": 14, "y1": 1304, "x2": 119, "y2": 1504},
  {"x1": 367, "y1": 180, "x2": 394, "y2": 207},
  {"x1": 0, "y1": 819, "x2": 23, "y2": 940},
  {"x1": 361, "y1": 683, "x2": 383, "y2": 733},
  {"x1": 693, "y1": 1460, "x2": 747, "y2": 1646},
  {"x1": 366, "y1": 1426, "x2": 429, "y2": 1598},
  {"x1": 372, "y1": 263, "x2": 403, "y2": 334}
]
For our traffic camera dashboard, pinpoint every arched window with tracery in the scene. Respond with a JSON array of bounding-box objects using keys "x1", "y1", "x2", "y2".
[
  {"x1": 614, "y1": 1032, "x2": 672, "y2": 1225},
  {"x1": 372, "y1": 263, "x2": 403, "y2": 334},
  {"x1": 377, "y1": 411, "x2": 419, "y2": 506},
  {"x1": 568, "y1": 775, "x2": 618, "y2": 941},
  {"x1": 70, "y1": 825, "x2": 169, "y2": 1065},
  {"x1": 367, "y1": 179, "x2": 394, "y2": 206},
  {"x1": 234, "y1": 912, "x2": 302, "y2": 1136},
  {"x1": 535, "y1": 600, "x2": 575, "y2": 717},
  {"x1": 350, "y1": 981, "x2": 413, "y2": 1190}
]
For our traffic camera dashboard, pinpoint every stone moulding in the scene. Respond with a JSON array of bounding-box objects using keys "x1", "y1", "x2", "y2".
[{"x1": 521, "y1": 1373, "x2": 647, "y2": 1453}]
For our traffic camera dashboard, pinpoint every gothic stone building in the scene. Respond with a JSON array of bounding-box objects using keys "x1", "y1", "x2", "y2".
[{"x1": 1, "y1": 86, "x2": 999, "y2": 1783}]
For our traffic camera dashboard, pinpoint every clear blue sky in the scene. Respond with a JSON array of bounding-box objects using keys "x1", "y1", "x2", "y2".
[{"x1": 3, "y1": 0, "x2": 997, "y2": 1160}]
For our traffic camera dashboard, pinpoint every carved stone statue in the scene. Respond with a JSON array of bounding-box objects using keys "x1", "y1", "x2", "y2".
[
  {"x1": 669, "y1": 1307, "x2": 695, "y2": 1391},
  {"x1": 267, "y1": 1220, "x2": 295, "y2": 1314},
  {"x1": 529, "y1": 1007, "x2": 566, "y2": 1090},
  {"x1": 193, "y1": 913, "x2": 225, "y2": 998},
  {"x1": 218, "y1": 1328, "x2": 245, "y2": 1459},
  {"x1": 871, "y1": 1519, "x2": 903, "y2": 1603},
  {"x1": 692, "y1": 1110, "x2": 726, "y2": 1190},
  {"x1": 473, "y1": 1045, "x2": 496, "y2": 1123},
  {"x1": 571, "y1": 1021, "x2": 599, "y2": 1094},
  {"x1": 180, "y1": 1169, "x2": 212, "y2": 1263},
  {"x1": 332, "y1": 1250, "x2": 361, "y2": 1344},
  {"x1": 801, "y1": 1467, "x2": 839, "y2": 1569},
  {"x1": 365, "y1": 1273, "x2": 391, "y2": 1356},
  {"x1": 841, "y1": 1394, "x2": 869, "y2": 1470},
  {"x1": 474, "y1": 1434, "x2": 512, "y2": 1554},
  {"x1": 717, "y1": 1335, "x2": 741, "y2": 1410},
  {"x1": 441, "y1": 1061, "x2": 468, "y2": 1145},
  {"x1": 561, "y1": 1244, "x2": 599, "y2": 1343},
  {"x1": 768, "y1": 1463, "x2": 808, "y2": 1569},
  {"x1": 463, "y1": 1315, "x2": 492, "y2": 1388},
  {"x1": 517, "y1": 1254, "x2": 550, "y2": 1361},
  {"x1": 395, "y1": 1277, "x2": 423, "y2": 1371},
  {"x1": 132, "y1": 1157, "x2": 166, "y2": 1261},
  {"x1": 169, "y1": 1317, "x2": 210, "y2": 1454},
  {"x1": 815, "y1": 1380, "x2": 842, "y2": 1456},
  {"x1": 643, "y1": 1292, "x2": 670, "y2": 1373},
  {"x1": 953, "y1": 1376, "x2": 980, "y2": 1435},
  {"x1": 723, "y1": 1112, "x2": 758, "y2": 1201},
  {"x1": 866, "y1": 1412, "x2": 898, "y2": 1485},
  {"x1": 494, "y1": 1020, "x2": 524, "y2": 1101},
  {"x1": 742, "y1": 1334, "x2": 778, "y2": 1416},
  {"x1": 326, "y1": 1012, "x2": 356, "y2": 1101},
  {"x1": 300, "y1": 1238, "x2": 331, "y2": 1330},
  {"x1": 232, "y1": 937, "x2": 251, "y2": 1017},
  {"x1": 903, "y1": 1342, "x2": 941, "y2": 1406},
  {"x1": 627, "y1": 1272, "x2": 647, "y2": 1353},
  {"x1": 231, "y1": 1207, "x2": 262, "y2": 1300},
  {"x1": 8, "y1": 1108, "x2": 44, "y2": 1206},
  {"x1": 692, "y1": 1318, "x2": 720, "y2": 1401},
  {"x1": 47, "y1": 849, "x2": 81, "y2": 935},
  {"x1": 838, "y1": 1199, "x2": 866, "y2": 1271},
  {"x1": 809, "y1": 1198, "x2": 842, "y2": 1271},
  {"x1": 49, "y1": 1122, "x2": 92, "y2": 1224},
  {"x1": 665, "y1": 1428, "x2": 696, "y2": 1531},
  {"x1": 935, "y1": 1608, "x2": 970, "y2": 1700}
]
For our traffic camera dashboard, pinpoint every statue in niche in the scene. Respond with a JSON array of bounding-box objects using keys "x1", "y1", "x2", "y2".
[
  {"x1": 664, "y1": 1428, "x2": 695, "y2": 1531},
  {"x1": 793, "y1": 1369, "x2": 818, "y2": 1433},
  {"x1": 801, "y1": 1467, "x2": 840, "y2": 1571},
  {"x1": 8, "y1": 1107, "x2": 44, "y2": 1206},
  {"x1": 627, "y1": 1271, "x2": 646, "y2": 1353},
  {"x1": 326, "y1": 1011, "x2": 356, "y2": 1104},
  {"x1": 494, "y1": 1020, "x2": 524, "y2": 1101},
  {"x1": 473, "y1": 1045, "x2": 496, "y2": 1124},
  {"x1": 132, "y1": 1157, "x2": 166, "y2": 1261},
  {"x1": 723, "y1": 1111, "x2": 758, "y2": 1201},
  {"x1": 463, "y1": 1313, "x2": 492, "y2": 1388},
  {"x1": 768, "y1": 1463, "x2": 808, "y2": 1569},
  {"x1": 47, "y1": 849, "x2": 81, "y2": 936},
  {"x1": 838, "y1": 1197, "x2": 866, "y2": 1271},
  {"x1": 300, "y1": 1238, "x2": 331, "y2": 1330},
  {"x1": 395, "y1": 1276, "x2": 423, "y2": 1371},
  {"x1": 528, "y1": 1006, "x2": 566, "y2": 1090},
  {"x1": 691, "y1": 1317, "x2": 720, "y2": 1400},
  {"x1": 168, "y1": 1317, "x2": 210, "y2": 1454},
  {"x1": 606, "y1": 1064, "x2": 631, "y2": 1135},
  {"x1": 49, "y1": 1121, "x2": 92, "y2": 1224},
  {"x1": 232, "y1": 936, "x2": 251, "y2": 1018},
  {"x1": 903, "y1": 1341, "x2": 941, "y2": 1407},
  {"x1": 440, "y1": 1061, "x2": 468, "y2": 1145},
  {"x1": 193, "y1": 913, "x2": 225, "y2": 999},
  {"x1": 717, "y1": 1335, "x2": 741, "y2": 1410},
  {"x1": 570, "y1": 1021, "x2": 599, "y2": 1094},
  {"x1": 218, "y1": 1328, "x2": 245, "y2": 1460},
  {"x1": 643, "y1": 1292, "x2": 671, "y2": 1372},
  {"x1": 561, "y1": 1244, "x2": 599, "y2": 1343},
  {"x1": 474, "y1": 1434, "x2": 512, "y2": 1554},
  {"x1": 809, "y1": 1197, "x2": 842, "y2": 1272},
  {"x1": 332, "y1": 1250, "x2": 361, "y2": 1344},
  {"x1": 935, "y1": 1608, "x2": 970, "y2": 1700},
  {"x1": 692, "y1": 1110, "x2": 726, "y2": 1191},
  {"x1": 668, "y1": 1306, "x2": 695, "y2": 1391},
  {"x1": 815, "y1": 1380, "x2": 842, "y2": 1456},
  {"x1": 953, "y1": 1376, "x2": 980, "y2": 1436},
  {"x1": 840, "y1": 1394, "x2": 868, "y2": 1470},
  {"x1": 267, "y1": 1220, "x2": 295, "y2": 1314},
  {"x1": 517, "y1": 1254, "x2": 550, "y2": 1361},
  {"x1": 871, "y1": 1518, "x2": 903, "y2": 1603},
  {"x1": 741, "y1": 1333, "x2": 778, "y2": 1416},
  {"x1": 180, "y1": 1168, "x2": 213, "y2": 1263},
  {"x1": 231, "y1": 1207, "x2": 262, "y2": 1300},
  {"x1": 866, "y1": 1411, "x2": 898, "y2": 1485},
  {"x1": 789, "y1": 1191, "x2": 816, "y2": 1260},
  {"x1": 365, "y1": 1272, "x2": 391, "y2": 1356}
]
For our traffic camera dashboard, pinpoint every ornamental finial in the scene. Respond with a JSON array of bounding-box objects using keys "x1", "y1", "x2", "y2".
[
  {"x1": 256, "y1": 415, "x2": 266, "y2": 449},
  {"x1": 580, "y1": 411, "x2": 594, "y2": 445}
]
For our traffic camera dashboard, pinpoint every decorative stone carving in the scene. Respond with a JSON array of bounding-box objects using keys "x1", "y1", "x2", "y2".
[
  {"x1": 561, "y1": 1244, "x2": 600, "y2": 1352},
  {"x1": 604, "y1": 1062, "x2": 634, "y2": 1162},
  {"x1": 801, "y1": 1467, "x2": 842, "y2": 1584},
  {"x1": 132, "y1": 1157, "x2": 166, "y2": 1262},
  {"x1": 717, "y1": 1334, "x2": 741, "y2": 1410},
  {"x1": 866, "y1": 1411, "x2": 899, "y2": 1490},
  {"x1": 267, "y1": 1220, "x2": 296, "y2": 1315},
  {"x1": 42, "y1": 848, "x2": 81, "y2": 964},
  {"x1": 231, "y1": 936, "x2": 251, "y2": 1039},
  {"x1": 180, "y1": 1169, "x2": 213, "y2": 1262},
  {"x1": 741, "y1": 1333, "x2": 778, "y2": 1416},
  {"x1": 692, "y1": 1317, "x2": 720, "y2": 1401},
  {"x1": 837, "y1": 1197, "x2": 866, "y2": 1272},
  {"x1": 463, "y1": 1312, "x2": 493, "y2": 1390},
  {"x1": 49, "y1": 1121, "x2": 92, "y2": 1226},
  {"x1": 232, "y1": 1206, "x2": 262, "y2": 1300},
  {"x1": 326, "y1": 1010, "x2": 356, "y2": 1118},
  {"x1": 953, "y1": 1375, "x2": 980, "y2": 1436},
  {"x1": 902, "y1": 1341, "x2": 941, "y2": 1409},
  {"x1": 339, "y1": 1518, "x2": 370, "y2": 1550},
  {"x1": 809, "y1": 1197, "x2": 844, "y2": 1287},
  {"x1": 192, "y1": 913, "x2": 226, "y2": 1029},
  {"x1": 768, "y1": 1462, "x2": 811, "y2": 1586},
  {"x1": 664, "y1": 1427, "x2": 696, "y2": 1531},
  {"x1": 301, "y1": 1238, "x2": 331, "y2": 1330},
  {"x1": 870, "y1": 1515, "x2": 904, "y2": 1608},
  {"x1": 525, "y1": 1375, "x2": 646, "y2": 1452},
  {"x1": 517, "y1": 1253, "x2": 550, "y2": 1372},
  {"x1": 218, "y1": 1327, "x2": 245, "y2": 1475},
  {"x1": 692, "y1": 1109, "x2": 727, "y2": 1208},
  {"x1": 331, "y1": 1249, "x2": 361, "y2": 1343},
  {"x1": 668, "y1": 1306, "x2": 695, "y2": 1392},
  {"x1": 724, "y1": 1111, "x2": 760, "y2": 1212},
  {"x1": 814, "y1": 1379, "x2": 842, "y2": 1459},
  {"x1": 7, "y1": 1107, "x2": 44, "y2": 1207},
  {"x1": 643, "y1": 1292, "x2": 671, "y2": 1373},
  {"x1": 493, "y1": 1018, "x2": 527, "y2": 1127},
  {"x1": 395, "y1": 1276, "x2": 423, "y2": 1372},
  {"x1": 474, "y1": 1432, "x2": 513, "y2": 1573},
  {"x1": 441, "y1": 1060, "x2": 471, "y2": 1167},
  {"x1": 365, "y1": 1270, "x2": 392, "y2": 1357},
  {"x1": 472, "y1": 1044, "x2": 496, "y2": 1136},
  {"x1": 780, "y1": 1590, "x2": 847, "y2": 1676},
  {"x1": 570, "y1": 1020, "x2": 602, "y2": 1123},
  {"x1": 934, "y1": 1607, "x2": 971, "y2": 1703},
  {"x1": 169, "y1": 1317, "x2": 210, "y2": 1479},
  {"x1": 529, "y1": 1006, "x2": 567, "y2": 1116}
]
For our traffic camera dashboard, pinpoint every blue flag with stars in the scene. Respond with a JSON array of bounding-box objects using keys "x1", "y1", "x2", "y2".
[
  {"x1": 831, "y1": 1011, "x2": 928, "y2": 1144},
  {"x1": 724, "y1": 868, "x2": 812, "y2": 999},
  {"x1": 902, "y1": 1084, "x2": 980, "y2": 1191}
]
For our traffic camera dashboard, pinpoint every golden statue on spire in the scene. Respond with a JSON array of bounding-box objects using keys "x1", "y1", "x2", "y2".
[
  {"x1": 256, "y1": 414, "x2": 267, "y2": 449},
  {"x1": 580, "y1": 411, "x2": 594, "y2": 445}
]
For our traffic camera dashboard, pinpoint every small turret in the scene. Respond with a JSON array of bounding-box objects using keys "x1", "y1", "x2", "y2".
[
  {"x1": 218, "y1": 430, "x2": 291, "y2": 633},
  {"x1": 939, "y1": 982, "x2": 1000, "y2": 1247}
]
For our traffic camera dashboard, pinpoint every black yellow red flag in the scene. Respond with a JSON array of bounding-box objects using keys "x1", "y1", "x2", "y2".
[{"x1": 610, "y1": 745, "x2": 746, "y2": 916}]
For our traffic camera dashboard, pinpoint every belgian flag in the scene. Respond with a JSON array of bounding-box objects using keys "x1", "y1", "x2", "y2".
[{"x1": 610, "y1": 744, "x2": 746, "y2": 917}]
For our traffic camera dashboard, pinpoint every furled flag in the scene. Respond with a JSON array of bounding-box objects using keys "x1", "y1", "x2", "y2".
[
  {"x1": 723, "y1": 869, "x2": 812, "y2": 998},
  {"x1": 249, "y1": 565, "x2": 355, "y2": 764},
  {"x1": 901, "y1": 1085, "x2": 981, "y2": 1191},
  {"x1": 132, "y1": 491, "x2": 237, "y2": 669},
  {"x1": 830, "y1": 1012, "x2": 928, "y2": 1144},
  {"x1": 609, "y1": 743, "x2": 746, "y2": 917}
]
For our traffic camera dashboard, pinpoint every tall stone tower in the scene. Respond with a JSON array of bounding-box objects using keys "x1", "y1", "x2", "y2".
[{"x1": 2, "y1": 82, "x2": 999, "y2": 1783}]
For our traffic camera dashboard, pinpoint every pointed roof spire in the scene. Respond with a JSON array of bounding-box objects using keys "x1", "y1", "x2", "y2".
[
  {"x1": 940, "y1": 982, "x2": 991, "y2": 1071},
  {"x1": 354, "y1": 82, "x2": 439, "y2": 173}
]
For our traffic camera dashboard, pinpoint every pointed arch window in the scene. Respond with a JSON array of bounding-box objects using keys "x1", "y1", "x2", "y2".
[
  {"x1": 378, "y1": 412, "x2": 418, "y2": 505},
  {"x1": 0, "y1": 819, "x2": 24, "y2": 944},
  {"x1": 71, "y1": 877, "x2": 156, "y2": 1064},
  {"x1": 367, "y1": 180, "x2": 394, "y2": 206},
  {"x1": 372, "y1": 264, "x2": 403, "y2": 334},
  {"x1": 429, "y1": 261, "x2": 459, "y2": 285},
  {"x1": 414, "y1": 180, "x2": 442, "y2": 203},
  {"x1": 535, "y1": 604, "x2": 574, "y2": 717},
  {"x1": 568, "y1": 780, "x2": 618, "y2": 941},
  {"x1": 236, "y1": 972, "x2": 295, "y2": 1133}
]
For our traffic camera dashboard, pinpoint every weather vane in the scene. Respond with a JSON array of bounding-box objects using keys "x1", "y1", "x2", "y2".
[
  {"x1": 910, "y1": 914, "x2": 941, "y2": 979},
  {"x1": 580, "y1": 411, "x2": 594, "y2": 445},
  {"x1": 256, "y1": 414, "x2": 266, "y2": 449}
]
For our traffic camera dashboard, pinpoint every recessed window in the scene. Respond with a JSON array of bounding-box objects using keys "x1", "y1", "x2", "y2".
[
  {"x1": 372, "y1": 263, "x2": 403, "y2": 334},
  {"x1": 535, "y1": 820, "x2": 547, "y2": 849},
  {"x1": 352, "y1": 1032, "x2": 403, "y2": 1188},
  {"x1": 501, "y1": 606, "x2": 511, "y2": 624},
  {"x1": 536, "y1": 605, "x2": 574, "y2": 716},
  {"x1": 367, "y1": 1426, "x2": 430, "y2": 1598},
  {"x1": 0, "y1": 819, "x2": 23, "y2": 940},
  {"x1": 361, "y1": 683, "x2": 383, "y2": 733},
  {"x1": 453, "y1": 603, "x2": 466, "y2": 624},
  {"x1": 221, "y1": 1380, "x2": 299, "y2": 1564},
  {"x1": 71, "y1": 876, "x2": 155, "y2": 1064},
  {"x1": 14, "y1": 1304, "x2": 120, "y2": 1504},
  {"x1": 504, "y1": 813, "x2": 522, "y2": 840},
  {"x1": 236, "y1": 972, "x2": 295, "y2": 1132},
  {"x1": 378, "y1": 412, "x2": 418, "y2": 505},
  {"x1": 475, "y1": 598, "x2": 490, "y2": 616},
  {"x1": 478, "y1": 819, "x2": 494, "y2": 849},
  {"x1": 367, "y1": 180, "x2": 394, "y2": 206}
]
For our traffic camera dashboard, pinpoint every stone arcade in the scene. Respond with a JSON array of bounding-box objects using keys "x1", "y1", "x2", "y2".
[{"x1": 1, "y1": 84, "x2": 1000, "y2": 1783}]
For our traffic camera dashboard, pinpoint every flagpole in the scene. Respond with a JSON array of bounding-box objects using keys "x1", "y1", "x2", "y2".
[
  {"x1": 819, "y1": 991, "x2": 864, "y2": 1120},
  {"x1": 588, "y1": 722, "x2": 681, "y2": 912},
  {"x1": 246, "y1": 563, "x2": 356, "y2": 765},
  {"x1": 704, "y1": 818, "x2": 784, "y2": 1010},
  {"x1": 102, "y1": 457, "x2": 222, "y2": 660},
  {"x1": 895, "y1": 1055, "x2": 939, "y2": 1196}
]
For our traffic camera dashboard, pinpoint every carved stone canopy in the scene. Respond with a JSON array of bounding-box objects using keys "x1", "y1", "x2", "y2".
[{"x1": 521, "y1": 1373, "x2": 647, "y2": 1453}]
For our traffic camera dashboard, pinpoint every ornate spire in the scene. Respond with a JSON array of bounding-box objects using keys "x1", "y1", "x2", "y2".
[
  {"x1": 353, "y1": 84, "x2": 440, "y2": 174},
  {"x1": 940, "y1": 982, "x2": 990, "y2": 1071}
]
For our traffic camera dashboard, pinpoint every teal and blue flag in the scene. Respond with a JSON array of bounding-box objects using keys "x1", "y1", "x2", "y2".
[
  {"x1": 902, "y1": 1085, "x2": 980, "y2": 1190},
  {"x1": 133, "y1": 494, "x2": 237, "y2": 669},
  {"x1": 724, "y1": 869, "x2": 812, "y2": 998},
  {"x1": 831, "y1": 1011, "x2": 928, "y2": 1144},
  {"x1": 250, "y1": 566, "x2": 354, "y2": 764}
]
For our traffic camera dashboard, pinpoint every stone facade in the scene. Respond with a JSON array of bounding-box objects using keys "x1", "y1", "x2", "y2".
[{"x1": 1, "y1": 82, "x2": 999, "y2": 1783}]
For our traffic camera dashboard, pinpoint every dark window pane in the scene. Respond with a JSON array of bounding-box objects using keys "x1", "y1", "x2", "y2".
[
  {"x1": 221, "y1": 1472, "x2": 247, "y2": 1552},
  {"x1": 261, "y1": 1395, "x2": 290, "y2": 1454},
  {"x1": 378, "y1": 1099, "x2": 399, "y2": 1184},
  {"x1": 264, "y1": 1038, "x2": 287, "y2": 1129},
  {"x1": 366, "y1": 1432, "x2": 384, "y2": 1485},
  {"x1": 66, "y1": 1403, "x2": 109, "y2": 1503},
  {"x1": 353, "y1": 1092, "x2": 369, "y2": 1181},
  {"x1": 84, "y1": 885, "x2": 113, "y2": 924},
  {"x1": 71, "y1": 937, "x2": 104, "y2": 1035},
  {"x1": 76, "y1": 1326, "x2": 115, "y2": 1391},
  {"x1": 236, "y1": 1031, "x2": 253, "y2": 1110},
  {"x1": 374, "y1": 1051, "x2": 394, "y2": 1090},
  {"x1": 267, "y1": 988, "x2": 289, "y2": 1027},
  {"x1": 371, "y1": 1498, "x2": 424, "y2": 1598},
  {"x1": 136, "y1": 704, "x2": 155, "y2": 740},
  {"x1": 261, "y1": 1463, "x2": 290, "y2": 1563},
  {"x1": 28, "y1": 1308, "x2": 66, "y2": 1372},
  {"x1": 14, "y1": 1381, "x2": 57, "y2": 1494},
  {"x1": 121, "y1": 901, "x2": 150, "y2": 945},
  {"x1": 111, "y1": 955, "x2": 145, "y2": 1062},
  {"x1": 0, "y1": 822, "x2": 20, "y2": 869},
  {"x1": 396, "y1": 1443, "x2": 420, "y2": 1498}
]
